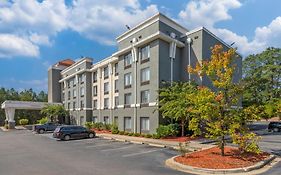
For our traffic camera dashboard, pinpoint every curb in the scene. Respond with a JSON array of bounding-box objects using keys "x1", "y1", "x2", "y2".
[
  {"x1": 0, "y1": 127, "x2": 9, "y2": 132},
  {"x1": 166, "y1": 154, "x2": 276, "y2": 174}
]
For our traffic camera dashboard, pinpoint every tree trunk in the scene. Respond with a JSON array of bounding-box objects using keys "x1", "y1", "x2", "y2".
[
  {"x1": 181, "y1": 119, "x2": 185, "y2": 137},
  {"x1": 221, "y1": 135, "x2": 225, "y2": 156}
]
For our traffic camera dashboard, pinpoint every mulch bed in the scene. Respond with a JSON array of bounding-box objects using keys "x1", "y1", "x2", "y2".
[
  {"x1": 175, "y1": 146, "x2": 269, "y2": 169},
  {"x1": 91, "y1": 129, "x2": 112, "y2": 134},
  {"x1": 161, "y1": 136, "x2": 198, "y2": 142}
]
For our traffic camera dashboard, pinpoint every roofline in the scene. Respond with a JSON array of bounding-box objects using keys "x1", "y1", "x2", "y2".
[
  {"x1": 116, "y1": 12, "x2": 189, "y2": 42},
  {"x1": 61, "y1": 58, "x2": 93, "y2": 74}
]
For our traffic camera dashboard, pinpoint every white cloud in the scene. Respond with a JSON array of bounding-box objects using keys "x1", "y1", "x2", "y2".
[
  {"x1": 68, "y1": 0, "x2": 158, "y2": 45},
  {"x1": 29, "y1": 33, "x2": 52, "y2": 46},
  {"x1": 0, "y1": 34, "x2": 39, "y2": 58},
  {"x1": 178, "y1": 0, "x2": 281, "y2": 55},
  {"x1": 178, "y1": 0, "x2": 241, "y2": 29}
]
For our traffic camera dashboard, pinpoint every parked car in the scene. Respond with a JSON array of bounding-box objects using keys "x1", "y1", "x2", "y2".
[
  {"x1": 33, "y1": 122, "x2": 60, "y2": 134},
  {"x1": 268, "y1": 122, "x2": 281, "y2": 132},
  {"x1": 53, "y1": 125, "x2": 96, "y2": 141}
]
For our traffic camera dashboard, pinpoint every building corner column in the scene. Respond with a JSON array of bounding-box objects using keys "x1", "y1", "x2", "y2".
[{"x1": 5, "y1": 108, "x2": 15, "y2": 129}]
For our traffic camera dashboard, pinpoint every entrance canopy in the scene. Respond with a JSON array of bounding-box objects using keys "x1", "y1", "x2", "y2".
[{"x1": 1, "y1": 100, "x2": 61, "y2": 129}]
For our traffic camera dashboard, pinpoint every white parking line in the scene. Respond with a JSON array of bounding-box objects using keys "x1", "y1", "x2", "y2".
[
  {"x1": 122, "y1": 148, "x2": 165, "y2": 157},
  {"x1": 85, "y1": 142, "x2": 129, "y2": 148},
  {"x1": 101, "y1": 145, "x2": 133, "y2": 152}
]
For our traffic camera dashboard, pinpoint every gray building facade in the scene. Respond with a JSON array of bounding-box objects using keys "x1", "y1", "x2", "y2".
[{"x1": 48, "y1": 13, "x2": 242, "y2": 134}]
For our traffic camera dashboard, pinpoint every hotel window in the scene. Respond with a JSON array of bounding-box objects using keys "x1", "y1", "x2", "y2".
[
  {"x1": 141, "y1": 90, "x2": 150, "y2": 104},
  {"x1": 114, "y1": 116, "x2": 118, "y2": 125},
  {"x1": 68, "y1": 91, "x2": 71, "y2": 100},
  {"x1": 141, "y1": 67, "x2": 150, "y2": 85},
  {"x1": 73, "y1": 101, "x2": 76, "y2": 109},
  {"x1": 124, "y1": 53, "x2": 132, "y2": 68},
  {"x1": 67, "y1": 102, "x2": 70, "y2": 109},
  {"x1": 80, "y1": 87, "x2": 85, "y2": 97},
  {"x1": 93, "y1": 71, "x2": 97, "y2": 83},
  {"x1": 93, "y1": 86, "x2": 98, "y2": 96},
  {"x1": 73, "y1": 77, "x2": 77, "y2": 86},
  {"x1": 140, "y1": 117, "x2": 150, "y2": 132},
  {"x1": 73, "y1": 89, "x2": 77, "y2": 98},
  {"x1": 104, "y1": 116, "x2": 109, "y2": 124},
  {"x1": 114, "y1": 96, "x2": 119, "y2": 107},
  {"x1": 92, "y1": 116, "x2": 98, "y2": 123},
  {"x1": 104, "y1": 98, "x2": 109, "y2": 109},
  {"x1": 80, "y1": 100, "x2": 85, "y2": 108},
  {"x1": 124, "y1": 73, "x2": 132, "y2": 88},
  {"x1": 114, "y1": 63, "x2": 118, "y2": 75},
  {"x1": 115, "y1": 79, "x2": 118, "y2": 92},
  {"x1": 140, "y1": 45, "x2": 150, "y2": 63},
  {"x1": 124, "y1": 93, "x2": 132, "y2": 106},
  {"x1": 104, "y1": 82, "x2": 109, "y2": 94},
  {"x1": 104, "y1": 66, "x2": 109, "y2": 79},
  {"x1": 67, "y1": 80, "x2": 70, "y2": 88},
  {"x1": 93, "y1": 100, "x2": 97, "y2": 109},
  {"x1": 124, "y1": 117, "x2": 132, "y2": 131},
  {"x1": 80, "y1": 74, "x2": 86, "y2": 83},
  {"x1": 62, "y1": 92, "x2": 65, "y2": 100}
]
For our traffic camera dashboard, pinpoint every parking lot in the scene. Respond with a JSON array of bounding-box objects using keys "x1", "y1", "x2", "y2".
[{"x1": 0, "y1": 130, "x2": 188, "y2": 175}]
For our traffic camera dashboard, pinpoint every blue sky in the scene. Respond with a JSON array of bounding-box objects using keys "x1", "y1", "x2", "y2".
[{"x1": 0, "y1": 0, "x2": 281, "y2": 92}]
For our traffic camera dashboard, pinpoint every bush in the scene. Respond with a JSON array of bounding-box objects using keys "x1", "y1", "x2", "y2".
[
  {"x1": 128, "y1": 133, "x2": 134, "y2": 136},
  {"x1": 111, "y1": 124, "x2": 119, "y2": 134},
  {"x1": 103, "y1": 124, "x2": 112, "y2": 131},
  {"x1": 124, "y1": 131, "x2": 129, "y2": 135},
  {"x1": 94, "y1": 122, "x2": 103, "y2": 130},
  {"x1": 152, "y1": 134, "x2": 161, "y2": 139},
  {"x1": 19, "y1": 119, "x2": 29, "y2": 125},
  {"x1": 133, "y1": 133, "x2": 141, "y2": 137},
  {"x1": 119, "y1": 131, "x2": 125, "y2": 135},
  {"x1": 37, "y1": 117, "x2": 48, "y2": 124},
  {"x1": 112, "y1": 130, "x2": 119, "y2": 134},
  {"x1": 85, "y1": 122, "x2": 93, "y2": 130},
  {"x1": 144, "y1": 134, "x2": 152, "y2": 138},
  {"x1": 156, "y1": 124, "x2": 179, "y2": 138}
]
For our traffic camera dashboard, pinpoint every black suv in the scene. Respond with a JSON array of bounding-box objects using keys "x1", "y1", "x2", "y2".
[
  {"x1": 268, "y1": 122, "x2": 281, "y2": 132},
  {"x1": 53, "y1": 125, "x2": 96, "y2": 141},
  {"x1": 33, "y1": 122, "x2": 60, "y2": 134}
]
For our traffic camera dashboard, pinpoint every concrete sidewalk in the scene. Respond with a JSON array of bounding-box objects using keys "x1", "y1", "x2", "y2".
[{"x1": 96, "y1": 133, "x2": 214, "y2": 151}]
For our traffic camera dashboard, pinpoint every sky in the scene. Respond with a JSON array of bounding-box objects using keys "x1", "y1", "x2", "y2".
[{"x1": 0, "y1": 0, "x2": 280, "y2": 92}]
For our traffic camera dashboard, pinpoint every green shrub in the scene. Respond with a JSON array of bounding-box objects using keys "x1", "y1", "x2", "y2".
[
  {"x1": 128, "y1": 133, "x2": 134, "y2": 136},
  {"x1": 94, "y1": 122, "x2": 103, "y2": 130},
  {"x1": 85, "y1": 122, "x2": 93, "y2": 130},
  {"x1": 19, "y1": 119, "x2": 29, "y2": 125},
  {"x1": 112, "y1": 130, "x2": 119, "y2": 134},
  {"x1": 37, "y1": 117, "x2": 48, "y2": 124},
  {"x1": 152, "y1": 134, "x2": 161, "y2": 139},
  {"x1": 156, "y1": 124, "x2": 179, "y2": 138},
  {"x1": 124, "y1": 131, "x2": 129, "y2": 135},
  {"x1": 133, "y1": 133, "x2": 141, "y2": 137},
  {"x1": 144, "y1": 134, "x2": 152, "y2": 138},
  {"x1": 140, "y1": 134, "x2": 146, "y2": 137},
  {"x1": 103, "y1": 124, "x2": 112, "y2": 131},
  {"x1": 119, "y1": 131, "x2": 125, "y2": 135}
]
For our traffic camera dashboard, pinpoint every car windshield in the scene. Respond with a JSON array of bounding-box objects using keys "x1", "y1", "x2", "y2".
[{"x1": 54, "y1": 127, "x2": 61, "y2": 132}]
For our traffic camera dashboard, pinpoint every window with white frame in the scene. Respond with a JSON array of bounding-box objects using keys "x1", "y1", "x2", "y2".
[
  {"x1": 124, "y1": 93, "x2": 132, "y2": 105},
  {"x1": 115, "y1": 79, "x2": 118, "y2": 92},
  {"x1": 124, "y1": 73, "x2": 132, "y2": 87},
  {"x1": 80, "y1": 100, "x2": 85, "y2": 108},
  {"x1": 124, "y1": 53, "x2": 132, "y2": 67},
  {"x1": 141, "y1": 67, "x2": 150, "y2": 83},
  {"x1": 80, "y1": 74, "x2": 86, "y2": 83},
  {"x1": 80, "y1": 87, "x2": 85, "y2": 96},
  {"x1": 114, "y1": 63, "x2": 118, "y2": 75},
  {"x1": 141, "y1": 90, "x2": 150, "y2": 104},
  {"x1": 93, "y1": 86, "x2": 98, "y2": 96},
  {"x1": 92, "y1": 116, "x2": 98, "y2": 123},
  {"x1": 124, "y1": 117, "x2": 132, "y2": 130},
  {"x1": 73, "y1": 77, "x2": 77, "y2": 85},
  {"x1": 93, "y1": 71, "x2": 97, "y2": 82},
  {"x1": 140, "y1": 45, "x2": 150, "y2": 61},
  {"x1": 104, "y1": 116, "x2": 109, "y2": 124},
  {"x1": 104, "y1": 66, "x2": 109, "y2": 79},
  {"x1": 68, "y1": 91, "x2": 71, "y2": 100},
  {"x1": 114, "y1": 96, "x2": 119, "y2": 107},
  {"x1": 104, "y1": 98, "x2": 109, "y2": 109},
  {"x1": 140, "y1": 117, "x2": 150, "y2": 131},
  {"x1": 104, "y1": 82, "x2": 109, "y2": 94},
  {"x1": 73, "y1": 89, "x2": 77, "y2": 98},
  {"x1": 73, "y1": 101, "x2": 76, "y2": 109},
  {"x1": 67, "y1": 102, "x2": 70, "y2": 109},
  {"x1": 93, "y1": 100, "x2": 97, "y2": 109}
]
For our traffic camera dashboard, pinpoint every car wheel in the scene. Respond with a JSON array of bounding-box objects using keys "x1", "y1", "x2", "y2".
[
  {"x1": 64, "y1": 135, "x2": 71, "y2": 141},
  {"x1": 273, "y1": 128, "x2": 279, "y2": 132},
  {"x1": 89, "y1": 133, "x2": 94, "y2": 138},
  {"x1": 39, "y1": 129, "x2": 45, "y2": 134}
]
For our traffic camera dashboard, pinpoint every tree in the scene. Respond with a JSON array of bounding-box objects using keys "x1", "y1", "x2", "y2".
[
  {"x1": 243, "y1": 47, "x2": 281, "y2": 107},
  {"x1": 158, "y1": 82, "x2": 197, "y2": 136},
  {"x1": 41, "y1": 104, "x2": 68, "y2": 123},
  {"x1": 188, "y1": 44, "x2": 260, "y2": 156}
]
